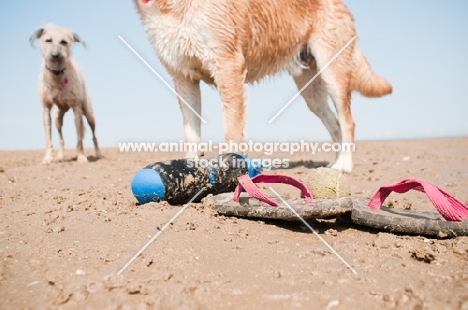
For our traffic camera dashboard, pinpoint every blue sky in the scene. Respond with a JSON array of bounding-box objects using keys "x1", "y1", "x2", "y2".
[{"x1": 0, "y1": 1, "x2": 467, "y2": 150}]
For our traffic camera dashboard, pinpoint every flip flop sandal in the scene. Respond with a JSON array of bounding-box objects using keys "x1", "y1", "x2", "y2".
[
  {"x1": 213, "y1": 174, "x2": 359, "y2": 221},
  {"x1": 351, "y1": 179, "x2": 468, "y2": 237}
]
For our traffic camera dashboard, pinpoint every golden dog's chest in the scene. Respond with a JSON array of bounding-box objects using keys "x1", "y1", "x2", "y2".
[{"x1": 144, "y1": 14, "x2": 216, "y2": 83}]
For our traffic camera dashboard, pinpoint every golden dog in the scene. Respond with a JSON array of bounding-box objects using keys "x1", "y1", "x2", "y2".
[{"x1": 133, "y1": 0, "x2": 392, "y2": 172}]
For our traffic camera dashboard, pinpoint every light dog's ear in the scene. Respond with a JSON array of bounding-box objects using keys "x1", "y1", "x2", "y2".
[
  {"x1": 72, "y1": 32, "x2": 87, "y2": 48},
  {"x1": 29, "y1": 28, "x2": 44, "y2": 46}
]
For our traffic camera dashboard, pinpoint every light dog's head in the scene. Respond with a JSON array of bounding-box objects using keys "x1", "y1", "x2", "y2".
[{"x1": 30, "y1": 24, "x2": 85, "y2": 73}]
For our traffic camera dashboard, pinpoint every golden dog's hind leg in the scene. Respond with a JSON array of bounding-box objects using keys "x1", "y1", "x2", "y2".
[
  {"x1": 310, "y1": 39, "x2": 355, "y2": 172},
  {"x1": 293, "y1": 64, "x2": 341, "y2": 144},
  {"x1": 173, "y1": 75, "x2": 203, "y2": 158}
]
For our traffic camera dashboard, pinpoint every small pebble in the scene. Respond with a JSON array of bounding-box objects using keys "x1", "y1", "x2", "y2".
[
  {"x1": 27, "y1": 281, "x2": 39, "y2": 287},
  {"x1": 438, "y1": 231, "x2": 448, "y2": 239},
  {"x1": 76, "y1": 269, "x2": 86, "y2": 276},
  {"x1": 163, "y1": 273, "x2": 173, "y2": 281},
  {"x1": 325, "y1": 229, "x2": 338, "y2": 237}
]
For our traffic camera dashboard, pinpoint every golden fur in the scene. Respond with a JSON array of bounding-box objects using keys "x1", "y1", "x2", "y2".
[{"x1": 133, "y1": 0, "x2": 392, "y2": 172}]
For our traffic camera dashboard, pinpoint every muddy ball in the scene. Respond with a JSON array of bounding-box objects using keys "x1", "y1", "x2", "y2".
[{"x1": 304, "y1": 167, "x2": 351, "y2": 199}]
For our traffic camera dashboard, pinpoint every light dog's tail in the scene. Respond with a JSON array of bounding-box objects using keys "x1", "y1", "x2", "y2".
[{"x1": 351, "y1": 47, "x2": 392, "y2": 98}]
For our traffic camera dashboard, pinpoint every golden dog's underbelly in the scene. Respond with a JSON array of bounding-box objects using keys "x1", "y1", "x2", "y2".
[{"x1": 143, "y1": 0, "x2": 317, "y2": 84}]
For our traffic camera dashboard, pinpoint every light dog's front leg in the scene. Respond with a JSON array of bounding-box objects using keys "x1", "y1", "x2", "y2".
[
  {"x1": 215, "y1": 56, "x2": 247, "y2": 146},
  {"x1": 42, "y1": 105, "x2": 54, "y2": 164},
  {"x1": 173, "y1": 76, "x2": 202, "y2": 158},
  {"x1": 55, "y1": 108, "x2": 65, "y2": 161},
  {"x1": 73, "y1": 105, "x2": 88, "y2": 163}
]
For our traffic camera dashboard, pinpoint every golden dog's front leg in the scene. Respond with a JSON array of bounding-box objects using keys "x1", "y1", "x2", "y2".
[
  {"x1": 215, "y1": 55, "x2": 247, "y2": 145},
  {"x1": 173, "y1": 75, "x2": 203, "y2": 158}
]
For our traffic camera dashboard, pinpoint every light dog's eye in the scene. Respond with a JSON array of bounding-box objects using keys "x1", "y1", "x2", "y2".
[
  {"x1": 45, "y1": 39, "x2": 52, "y2": 43},
  {"x1": 60, "y1": 40, "x2": 68, "y2": 45}
]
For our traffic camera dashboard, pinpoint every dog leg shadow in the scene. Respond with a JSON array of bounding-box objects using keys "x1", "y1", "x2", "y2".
[{"x1": 278, "y1": 160, "x2": 329, "y2": 170}]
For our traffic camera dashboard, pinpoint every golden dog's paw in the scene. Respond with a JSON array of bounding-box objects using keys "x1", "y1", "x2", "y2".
[{"x1": 329, "y1": 157, "x2": 353, "y2": 173}]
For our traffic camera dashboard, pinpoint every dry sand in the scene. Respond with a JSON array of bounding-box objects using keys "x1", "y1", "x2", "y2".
[{"x1": 1, "y1": 137, "x2": 468, "y2": 309}]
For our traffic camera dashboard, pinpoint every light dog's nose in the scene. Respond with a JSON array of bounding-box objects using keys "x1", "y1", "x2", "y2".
[{"x1": 52, "y1": 53, "x2": 60, "y2": 59}]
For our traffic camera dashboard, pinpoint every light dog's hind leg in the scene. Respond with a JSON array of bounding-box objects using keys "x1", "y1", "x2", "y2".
[
  {"x1": 83, "y1": 98, "x2": 102, "y2": 159},
  {"x1": 73, "y1": 104, "x2": 88, "y2": 163}
]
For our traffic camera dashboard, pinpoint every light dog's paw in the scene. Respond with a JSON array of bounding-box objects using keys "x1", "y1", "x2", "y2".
[
  {"x1": 42, "y1": 150, "x2": 54, "y2": 164},
  {"x1": 77, "y1": 154, "x2": 88, "y2": 163},
  {"x1": 42, "y1": 156, "x2": 53, "y2": 164},
  {"x1": 95, "y1": 150, "x2": 103, "y2": 159},
  {"x1": 57, "y1": 151, "x2": 64, "y2": 162}
]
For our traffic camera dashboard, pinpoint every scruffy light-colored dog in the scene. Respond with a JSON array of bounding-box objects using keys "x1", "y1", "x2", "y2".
[
  {"x1": 30, "y1": 24, "x2": 101, "y2": 164},
  {"x1": 133, "y1": 0, "x2": 392, "y2": 172}
]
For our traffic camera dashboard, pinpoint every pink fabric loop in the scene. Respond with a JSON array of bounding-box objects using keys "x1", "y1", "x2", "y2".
[
  {"x1": 233, "y1": 174, "x2": 313, "y2": 207},
  {"x1": 368, "y1": 178, "x2": 468, "y2": 222}
]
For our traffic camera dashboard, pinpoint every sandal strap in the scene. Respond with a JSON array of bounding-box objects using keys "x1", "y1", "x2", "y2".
[
  {"x1": 233, "y1": 174, "x2": 313, "y2": 207},
  {"x1": 368, "y1": 178, "x2": 468, "y2": 222}
]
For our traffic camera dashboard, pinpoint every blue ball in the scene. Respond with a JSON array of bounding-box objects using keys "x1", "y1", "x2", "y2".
[{"x1": 131, "y1": 169, "x2": 165, "y2": 204}]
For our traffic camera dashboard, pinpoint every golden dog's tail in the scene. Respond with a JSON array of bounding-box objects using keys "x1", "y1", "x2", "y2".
[{"x1": 351, "y1": 47, "x2": 392, "y2": 98}]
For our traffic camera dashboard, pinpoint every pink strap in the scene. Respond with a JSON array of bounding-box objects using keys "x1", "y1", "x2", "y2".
[
  {"x1": 233, "y1": 174, "x2": 313, "y2": 207},
  {"x1": 368, "y1": 178, "x2": 468, "y2": 222}
]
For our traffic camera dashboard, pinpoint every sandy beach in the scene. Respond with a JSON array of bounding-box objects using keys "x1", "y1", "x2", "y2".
[{"x1": 1, "y1": 137, "x2": 468, "y2": 309}]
